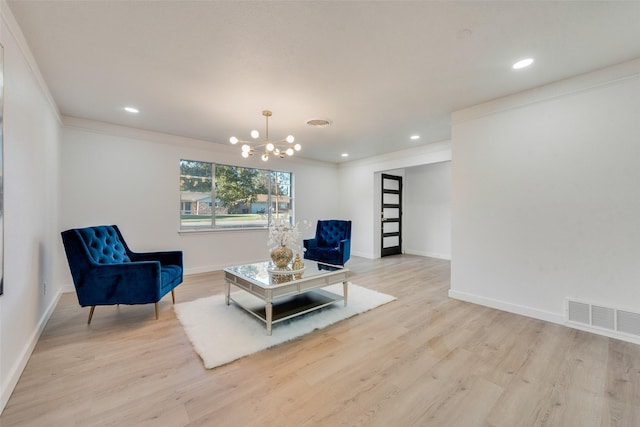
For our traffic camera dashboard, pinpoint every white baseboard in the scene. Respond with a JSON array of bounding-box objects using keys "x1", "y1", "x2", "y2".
[
  {"x1": 1, "y1": 289, "x2": 62, "y2": 414},
  {"x1": 350, "y1": 251, "x2": 375, "y2": 259},
  {"x1": 185, "y1": 265, "x2": 224, "y2": 275},
  {"x1": 448, "y1": 289, "x2": 640, "y2": 345},
  {"x1": 448, "y1": 289, "x2": 563, "y2": 325},
  {"x1": 404, "y1": 249, "x2": 451, "y2": 260},
  {"x1": 565, "y1": 320, "x2": 640, "y2": 345}
]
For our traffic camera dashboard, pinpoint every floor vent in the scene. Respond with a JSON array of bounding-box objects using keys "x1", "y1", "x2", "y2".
[{"x1": 567, "y1": 300, "x2": 640, "y2": 337}]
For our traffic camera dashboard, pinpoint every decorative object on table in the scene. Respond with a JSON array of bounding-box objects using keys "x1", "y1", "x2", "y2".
[
  {"x1": 292, "y1": 253, "x2": 304, "y2": 279},
  {"x1": 174, "y1": 283, "x2": 396, "y2": 369},
  {"x1": 61, "y1": 225, "x2": 183, "y2": 324},
  {"x1": 268, "y1": 218, "x2": 299, "y2": 269},
  {"x1": 290, "y1": 218, "x2": 313, "y2": 276},
  {"x1": 270, "y1": 245, "x2": 293, "y2": 269},
  {"x1": 303, "y1": 220, "x2": 352, "y2": 266},
  {"x1": 229, "y1": 109, "x2": 302, "y2": 161},
  {"x1": 267, "y1": 257, "x2": 305, "y2": 284},
  {"x1": 269, "y1": 268, "x2": 293, "y2": 284}
]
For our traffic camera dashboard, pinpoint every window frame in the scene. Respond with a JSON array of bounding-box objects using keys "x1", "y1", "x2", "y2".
[{"x1": 179, "y1": 159, "x2": 294, "y2": 232}]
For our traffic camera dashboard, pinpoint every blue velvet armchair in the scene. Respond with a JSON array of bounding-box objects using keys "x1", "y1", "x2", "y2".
[
  {"x1": 61, "y1": 225, "x2": 183, "y2": 324},
  {"x1": 303, "y1": 220, "x2": 352, "y2": 266}
]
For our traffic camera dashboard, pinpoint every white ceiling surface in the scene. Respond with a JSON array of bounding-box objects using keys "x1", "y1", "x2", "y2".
[{"x1": 7, "y1": 1, "x2": 640, "y2": 163}]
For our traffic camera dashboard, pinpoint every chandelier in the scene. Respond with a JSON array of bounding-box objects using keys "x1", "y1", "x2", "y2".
[{"x1": 229, "y1": 110, "x2": 301, "y2": 161}]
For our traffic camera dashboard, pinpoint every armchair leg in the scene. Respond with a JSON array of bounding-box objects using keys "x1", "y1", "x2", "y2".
[
  {"x1": 155, "y1": 302, "x2": 159, "y2": 320},
  {"x1": 88, "y1": 306, "x2": 96, "y2": 324},
  {"x1": 171, "y1": 289, "x2": 175, "y2": 304}
]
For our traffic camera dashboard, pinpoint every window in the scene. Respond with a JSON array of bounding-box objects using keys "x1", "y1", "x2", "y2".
[{"x1": 180, "y1": 160, "x2": 293, "y2": 230}]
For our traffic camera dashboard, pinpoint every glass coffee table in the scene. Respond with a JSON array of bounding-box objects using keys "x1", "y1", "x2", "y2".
[{"x1": 223, "y1": 260, "x2": 350, "y2": 335}]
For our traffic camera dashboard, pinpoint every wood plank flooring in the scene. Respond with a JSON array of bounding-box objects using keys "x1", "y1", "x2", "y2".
[{"x1": 2, "y1": 255, "x2": 639, "y2": 426}]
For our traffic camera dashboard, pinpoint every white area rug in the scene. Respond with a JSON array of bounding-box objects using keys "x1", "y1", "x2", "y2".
[{"x1": 174, "y1": 283, "x2": 396, "y2": 369}]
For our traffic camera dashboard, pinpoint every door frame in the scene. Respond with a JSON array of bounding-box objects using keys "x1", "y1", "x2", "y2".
[{"x1": 380, "y1": 173, "x2": 403, "y2": 257}]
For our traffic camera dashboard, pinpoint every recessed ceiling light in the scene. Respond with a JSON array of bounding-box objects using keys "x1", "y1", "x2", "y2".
[
  {"x1": 512, "y1": 58, "x2": 534, "y2": 69},
  {"x1": 124, "y1": 106, "x2": 139, "y2": 113},
  {"x1": 341, "y1": 153, "x2": 349, "y2": 157},
  {"x1": 410, "y1": 135, "x2": 420, "y2": 140}
]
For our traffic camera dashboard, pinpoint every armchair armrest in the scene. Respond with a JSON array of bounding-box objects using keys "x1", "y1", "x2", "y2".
[
  {"x1": 303, "y1": 238, "x2": 318, "y2": 250},
  {"x1": 128, "y1": 250, "x2": 183, "y2": 267},
  {"x1": 339, "y1": 238, "x2": 351, "y2": 264},
  {"x1": 79, "y1": 261, "x2": 162, "y2": 306}
]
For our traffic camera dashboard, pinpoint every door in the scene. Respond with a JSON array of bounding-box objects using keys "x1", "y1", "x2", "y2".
[{"x1": 381, "y1": 174, "x2": 402, "y2": 257}]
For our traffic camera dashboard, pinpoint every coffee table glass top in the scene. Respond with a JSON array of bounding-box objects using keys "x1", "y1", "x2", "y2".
[{"x1": 225, "y1": 260, "x2": 344, "y2": 287}]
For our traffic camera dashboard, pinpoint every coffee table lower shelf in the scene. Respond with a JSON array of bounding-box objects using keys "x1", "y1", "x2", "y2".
[{"x1": 229, "y1": 288, "x2": 343, "y2": 328}]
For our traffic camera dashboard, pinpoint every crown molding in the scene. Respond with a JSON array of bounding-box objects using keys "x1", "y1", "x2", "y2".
[
  {"x1": 452, "y1": 57, "x2": 640, "y2": 125},
  {"x1": 339, "y1": 139, "x2": 452, "y2": 172}
]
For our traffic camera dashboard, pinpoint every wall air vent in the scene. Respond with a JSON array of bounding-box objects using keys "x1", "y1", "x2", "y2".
[
  {"x1": 566, "y1": 299, "x2": 640, "y2": 338},
  {"x1": 591, "y1": 305, "x2": 615, "y2": 330},
  {"x1": 306, "y1": 118, "x2": 332, "y2": 127},
  {"x1": 617, "y1": 310, "x2": 640, "y2": 336},
  {"x1": 567, "y1": 301, "x2": 590, "y2": 324}
]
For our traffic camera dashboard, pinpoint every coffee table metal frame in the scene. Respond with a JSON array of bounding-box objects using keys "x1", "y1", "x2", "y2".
[{"x1": 223, "y1": 260, "x2": 350, "y2": 335}]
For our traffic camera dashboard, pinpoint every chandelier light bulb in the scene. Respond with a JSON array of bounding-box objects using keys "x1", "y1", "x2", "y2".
[{"x1": 229, "y1": 110, "x2": 301, "y2": 161}]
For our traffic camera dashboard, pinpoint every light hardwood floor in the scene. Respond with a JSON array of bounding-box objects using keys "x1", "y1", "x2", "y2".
[{"x1": 2, "y1": 255, "x2": 639, "y2": 426}]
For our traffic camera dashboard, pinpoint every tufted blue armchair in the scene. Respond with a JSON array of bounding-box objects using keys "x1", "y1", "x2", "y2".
[
  {"x1": 61, "y1": 225, "x2": 183, "y2": 324},
  {"x1": 303, "y1": 220, "x2": 352, "y2": 266}
]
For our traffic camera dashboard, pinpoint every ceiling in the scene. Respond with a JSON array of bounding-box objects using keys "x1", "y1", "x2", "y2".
[{"x1": 7, "y1": 1, "x2": 640, "y2": 163}]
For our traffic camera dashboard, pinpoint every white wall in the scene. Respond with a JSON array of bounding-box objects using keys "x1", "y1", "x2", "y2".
[
  {"x1": 0, "y1": 3, "x2": 61, "y2": 412},
  {"x1": 404, "y1": 161, "x2": 451, "y2": 259},
  {"x1": 57, "y1": 118, "x2": 339, "y2": 287},
  {"x1": 338, "y1": 142, "x2": 451, "y2": 259},
  {"x1": 450, "y1": 58, "x2": 640, "y2": 342}
]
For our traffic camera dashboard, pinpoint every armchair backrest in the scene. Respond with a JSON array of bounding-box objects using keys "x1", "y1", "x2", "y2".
[
  {"x1": 316, "y1": 220, "x2": 352, "y2": 247},
  {"x1": 61, "y1": 225, "x2": 131, "y2": 286},
  {"x1": 76, "y1": 225, "x2": 131, "y2": 264}
]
